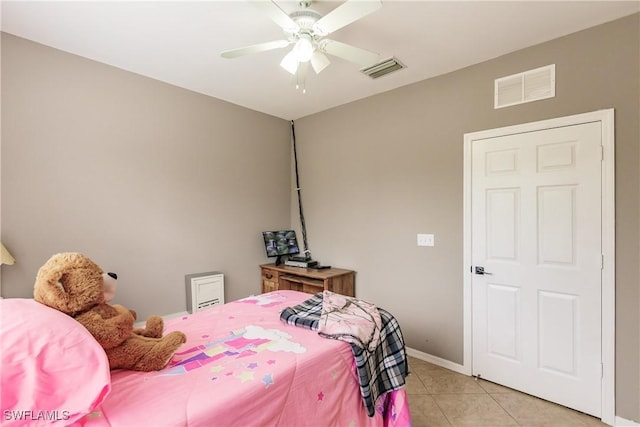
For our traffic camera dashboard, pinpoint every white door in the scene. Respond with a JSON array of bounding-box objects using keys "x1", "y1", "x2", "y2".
[{"x1": 471, "y1": 122, "x2": 602, "y2": 416}]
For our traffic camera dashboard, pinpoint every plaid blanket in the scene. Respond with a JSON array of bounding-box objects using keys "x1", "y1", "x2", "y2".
[{"x1": 280, "y1": 292, "x2": 408, "y2": 417}]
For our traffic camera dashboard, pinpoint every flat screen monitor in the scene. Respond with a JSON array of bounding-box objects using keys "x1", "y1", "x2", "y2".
[{"x1": 262, "y1": 230, "x2": 300, "y2": 264}]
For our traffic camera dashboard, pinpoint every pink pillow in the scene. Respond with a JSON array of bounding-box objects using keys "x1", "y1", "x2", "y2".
[{"x1": 1, "y1": 298, "x2": 111, "y2": 426}]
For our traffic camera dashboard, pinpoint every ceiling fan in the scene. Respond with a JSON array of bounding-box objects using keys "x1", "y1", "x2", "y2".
[{"x1": 221, "y1": 0, "x2": 382, "y2": 92}]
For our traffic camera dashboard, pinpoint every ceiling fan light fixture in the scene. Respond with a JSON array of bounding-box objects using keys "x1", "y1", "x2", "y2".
[
  {"x1": 310, "y1": 51, "x2": 330, "y2": 74},
  {"x1": 280, "y1": 51, "x2": 299, "y2": 75},
  {"x1": 292, "y1": 34, "x2": 314, "y2": 62}
]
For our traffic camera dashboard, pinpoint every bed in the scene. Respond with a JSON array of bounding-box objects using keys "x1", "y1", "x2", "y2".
[{"x1": 1, "y1": 290, "x2": 411, "y2": 426}]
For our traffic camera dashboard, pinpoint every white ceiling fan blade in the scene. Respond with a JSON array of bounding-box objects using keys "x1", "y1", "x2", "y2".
[
  {"x1": 251, "y1": 0, "x2": 299, "y2": 33},
  {"x1": 313, "y1": 0, "x2": 382, "y2": 36},
  {"x1": 310, "y1": 52, "x2": 330, "y2": 74},
  {"x1": 221, "y1": 40, "x2": 290, "y2": 59},
  {"x1": 318, "y1": 39, "x2": 379, "y2": 69}
]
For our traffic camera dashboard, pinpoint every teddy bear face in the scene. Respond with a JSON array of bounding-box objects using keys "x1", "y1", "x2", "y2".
[{"x1": 34, "y1": 252, "x2": 106, "y2": 316}]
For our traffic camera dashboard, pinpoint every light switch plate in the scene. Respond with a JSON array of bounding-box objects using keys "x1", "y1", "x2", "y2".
[{"x1": 417, "y1": 234, "x2": 434, "y2": 247}]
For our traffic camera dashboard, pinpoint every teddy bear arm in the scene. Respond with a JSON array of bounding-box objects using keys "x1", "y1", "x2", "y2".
[
  {"x1": 132, "y1": 315, "x2": 164, "y2": 338},
  {"x1": 111, "y1": 304, "x2": 137, "y2": 320},
  {"x1": 76, "y1": 309, "x2": 135, "y2": 349}
]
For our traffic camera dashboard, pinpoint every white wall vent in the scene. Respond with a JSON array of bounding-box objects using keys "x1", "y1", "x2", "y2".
[
  {"x1": 185, "y1": 271, "x2": 224, "y2": 313},
  {"x1": 494, "y1": 64, "x2": 555, "y2": 109}
]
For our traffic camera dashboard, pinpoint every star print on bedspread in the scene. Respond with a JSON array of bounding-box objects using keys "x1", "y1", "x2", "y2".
[
  {"x1": 262, "y1": 374, "x2": 274, "y2": 387},
  {"x1": 237, "y1": 371, "x2": 254, "y2": 383}
]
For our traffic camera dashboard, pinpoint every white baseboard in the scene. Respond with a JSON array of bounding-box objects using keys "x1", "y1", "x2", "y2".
[
  {"x1": 406, "y1": 347, "x2": 470, "y2": 375},
  {"x1": 616, "y1": 416, "x2": 640, "y2": 426}
]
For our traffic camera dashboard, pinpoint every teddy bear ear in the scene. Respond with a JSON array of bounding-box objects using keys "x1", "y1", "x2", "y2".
[
  {"x1": 33, "y1": 260, "x2": 74, "y2": 313},
  {"x1": 33, "y1": 252, "x2": 104, "y2": 315}
]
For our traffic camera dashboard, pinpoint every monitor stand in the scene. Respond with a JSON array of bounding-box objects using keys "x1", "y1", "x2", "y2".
[{"x1": 275, "y1": 255, "x2": 285, "y2": 266}]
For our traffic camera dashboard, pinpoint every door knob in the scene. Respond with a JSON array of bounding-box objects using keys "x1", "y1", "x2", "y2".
[{"x1": 474, "y1": 266, "x2": 492, "y2": 275}]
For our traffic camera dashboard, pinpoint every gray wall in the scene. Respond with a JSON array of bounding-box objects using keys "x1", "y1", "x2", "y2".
[
  {"x1": 0, "y1": 33, "x2": 291, "y2": 317},
  {"x1": 293, "y1": 14, "x2": 639, "y2": 421},
  {"x1": 1, "y1": 13, "x2": 638, "y2": 422}
]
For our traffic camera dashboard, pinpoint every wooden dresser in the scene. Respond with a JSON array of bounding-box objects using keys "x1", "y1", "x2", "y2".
[{"x1": 260, "y1": 263, "x2": 355, "y2": 297}]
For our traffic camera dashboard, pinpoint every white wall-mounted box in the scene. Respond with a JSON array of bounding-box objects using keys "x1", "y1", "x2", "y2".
[{"x1": 185, "y1": 271, "x2": 224, "y2": 313}]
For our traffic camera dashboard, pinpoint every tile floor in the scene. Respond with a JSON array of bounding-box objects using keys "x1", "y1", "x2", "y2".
[{"x1": 406, "y1": 356, "x2": 607, "y2": 427}]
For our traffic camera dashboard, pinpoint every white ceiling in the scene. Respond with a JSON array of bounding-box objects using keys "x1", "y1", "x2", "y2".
[{"x1": 2, "y1": 1, "x2": 638, "y2": 120}]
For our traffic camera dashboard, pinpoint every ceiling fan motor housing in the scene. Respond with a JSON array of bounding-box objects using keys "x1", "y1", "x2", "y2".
[{"x1": 287, "y1": 9, "x2": 323, "y2": 40}]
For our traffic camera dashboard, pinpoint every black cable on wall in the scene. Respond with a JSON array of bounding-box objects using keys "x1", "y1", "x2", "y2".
[{"x1": 291, "y1": 120, "x2": 310, "y2": 258}]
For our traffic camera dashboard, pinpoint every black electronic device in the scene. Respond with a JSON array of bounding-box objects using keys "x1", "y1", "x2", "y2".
[
  {"x1": 314, "y1": 265, "x2": 331, "y2": 270},
  {"x1": 262, "y1": 230, "x2": 300, "y2": 266}
]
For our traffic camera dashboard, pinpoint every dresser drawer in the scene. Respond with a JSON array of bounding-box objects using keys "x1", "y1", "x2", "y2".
[{"x1": 261, "y1": 268, "x2": 279, "y2": 293}]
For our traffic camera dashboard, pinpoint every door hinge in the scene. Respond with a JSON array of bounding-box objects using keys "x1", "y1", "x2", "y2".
[
  {"x1": 601, "y1": 363, "x2": 604, "y2": 379},
  {"x1": 600, "y1": 145, "x2": 604, "y2": 161},
  {"x1": 600, "y1": 254, "x2": 604, "y2": 270}
]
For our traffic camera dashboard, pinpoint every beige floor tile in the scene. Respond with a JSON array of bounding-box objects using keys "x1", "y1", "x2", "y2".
[
  {"x1": 478, "y1": 378, "x2": 514, "y2": 394},
  {"x1": 407, "y1": 394, "x2": 452, "y2": 427},
  {"x1": 417, "y1": 368, "x2": 486, "y2": 394},
  {"x1": 491, "y1": 392, "x2": 608, "y2": 426},
  {"x1": 405, "y1": 372, "x2": 429, "y2": 395},
  {"x1": 433, "y1": 393, "x2": 518, "y2": 426},
  {"x1": 406, "y1": 358, "x2": 608, "y2": 427}
]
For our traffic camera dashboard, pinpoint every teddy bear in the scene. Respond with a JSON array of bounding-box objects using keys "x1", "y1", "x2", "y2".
[{"x1": 33, "y1": 252, "x2": 186, "y2": 372}]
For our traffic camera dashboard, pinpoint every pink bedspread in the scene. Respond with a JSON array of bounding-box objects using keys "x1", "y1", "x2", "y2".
[{"x1": 82, "y1": 291, "x2": 411, "y2": 427}]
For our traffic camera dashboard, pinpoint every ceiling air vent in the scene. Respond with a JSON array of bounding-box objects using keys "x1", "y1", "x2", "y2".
[
  {"x1": 361, "y1": 57, "x2": 406, "y2": 79},
  {"x1": 494, "y1": 64, "x2": 555, "y2": 109}
]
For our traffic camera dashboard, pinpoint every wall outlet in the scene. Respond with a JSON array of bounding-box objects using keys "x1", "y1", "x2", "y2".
[{"x1": 417, "y1": 233, "x2": 435, "y2": 247}]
